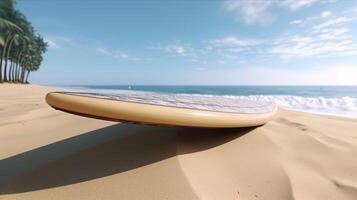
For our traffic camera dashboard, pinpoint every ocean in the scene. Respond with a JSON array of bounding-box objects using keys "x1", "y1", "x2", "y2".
[{"x1": 56, "y1": 85, "x2": 357, "y2": 118}]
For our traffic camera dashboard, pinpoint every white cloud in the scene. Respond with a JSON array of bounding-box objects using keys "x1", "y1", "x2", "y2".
[
  {"x1": 207, "y1": 36, "x2": 261, "y2": 62},
  {"x1": 270, "y1": 16, "x2": 357, "y2": 59},
  {"x1": 149, "y1": 42, "x2": 200, "y2": 62},
  {"x1": 210, "y1": 36, "x2": 261, "y2": 47},
  {"x1": 165, "y1": 45, "x2": 189, "y2": 55},
  {"x1": 319, "y1": 28, "x2": 349, "y2": 40},
  {"x1": 270, "y1": 34, "x2": 357, "y2": 58},
  {"x1": 289, "y1": 11, "x2": 335, "y2": 27},
  {"x1": 166, "y1": 44, "x2": 198, "y2": 59},
  {"x1": 223, "y1": 0, "x2": 274, "y2": 24},
  {"x1": 222, "y1": 54, "x2": 240, "y2": 59},
  {"x1": 224, "y1": 0, "x2": 322, "y2": 25},
  {"x1": 95, "y1": 48, "x2": 139, "y2": 60},
  {"x1": 313, "y1": 17, "x2": 353, "y2": 30},
  {"x1": 228, "y1": 48, "x2": 244, "y2": 53},
  {"x1": 280, "y1": 0, "x2": 318, "y2": 10},
  {"x1": 320, "y1": 0, "x2": 339, "y2": 4},
  {"x1": 44, "y1": 38, "x2": 59, "y2": 49},
  {"x1": 44, "y1": 36, "x2": 73, "y2": 49},
  {"x1": 291, "y1": 36, "x2": 314, "y2": 46},
  {"x1": 289, "y1": 20, "x2": 303, "y2": 25},
  {"x1": 321, "y1": 11, "x2": 332, "y2": 18}
]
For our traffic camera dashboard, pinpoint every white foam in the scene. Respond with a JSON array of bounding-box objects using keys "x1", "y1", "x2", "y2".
[{"x1": 190, "y1": 94, "x2": 357, "y2": 118}]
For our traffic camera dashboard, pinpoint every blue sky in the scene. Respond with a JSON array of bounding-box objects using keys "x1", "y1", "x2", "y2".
[{"x1": 18, "y1": 0, "x2": 357, "y2": 85}]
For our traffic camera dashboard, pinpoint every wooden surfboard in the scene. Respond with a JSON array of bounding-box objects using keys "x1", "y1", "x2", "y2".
[{"x1": 46, "y1": 92, "x2": 278, "y2": 128}]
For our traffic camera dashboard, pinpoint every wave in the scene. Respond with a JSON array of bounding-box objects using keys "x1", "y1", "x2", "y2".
[
  {"x1": 221, "y1": 95, "x2": 357, "y2": 118},
  {"x1": 59, "y1": 87, "x2": 357, "y2": 118}
]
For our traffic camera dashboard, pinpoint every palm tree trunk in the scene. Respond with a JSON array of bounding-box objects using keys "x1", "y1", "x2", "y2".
[
  {"x1": 22, "y1": 69, "x2": 25, "y2": 83},
  {"x1": 16, "y1": 65, "x2": 21, "y2": 83},
  {"x1": 17, "y1": 65, "x2": 23, "y2": 83},
  {"x1": 8, "y1": 61, "x2": 12, "y2": 81},
  {"x1": 3, "y1": 61, "x2": 8, "y2": 82},
  {"x1": 0, "y1": 53, "x2": 3, "y2": 82},
  {"x1": 14, "y1": 52, "x2": 22, "y2": 82},
  {"x1": 1, "y1": 34, "x2": 12, "y2": 82},
  {"x1": 14, "y1": 64, "x2": 17, "y2": 82},
  {"x1": 21, "y1": 69, "x2": 27, "y2": 83},
  {"x1": 25, "y1": 70, "x2": 30, "y2": 83},
  {"x1": 20, "y1": 61, "x2": 27, "y2": 83},
  {"x1": 19, "y1": 67, "x2": 25, "y2": 83},
  {"x1": 0, "y1": 38, "x2": 10, "y2": 83},
  {"x1": 11, "y1": 62, "x2": 16, "y2": 82},
  {"x1": 17, "y1": 56, "x2": 25, "y2": 83},
  {"x1": 10, "y1": 61, "x2": 15, "y2": 82},
  {"x1": 8, "y1": 61, "x2": 13, "y2": 81},
  {"x1": 4, "y1": 35, "x2": 16, "y2": 82},
  {"x1": 15, "y1": 65, "x2": 19, "y2": 82},
  {"x1": 14, "y1": 63, "x2": 17, "y2": 82},
  {"x1": 1, "y1": 34, "x2": 11, "y2": 82},
  {"x1": 19, "y1": 65, "x2": 23, "y2": 83}
]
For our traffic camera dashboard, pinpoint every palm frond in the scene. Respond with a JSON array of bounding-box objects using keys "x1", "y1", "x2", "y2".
[
  {"x1": 0, "y1": 17, "x2": 23, "y2": 33},
  {"x1": 0, "y1": 35, "x2": 4, "y2": 47}
]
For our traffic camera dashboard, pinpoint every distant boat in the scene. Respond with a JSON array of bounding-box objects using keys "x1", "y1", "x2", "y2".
[{"x1": 128, "y1": 86, "x2": 132, "y2": 90}]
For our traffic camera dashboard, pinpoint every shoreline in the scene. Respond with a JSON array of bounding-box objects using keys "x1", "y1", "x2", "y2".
[{"x1": 1, "y1": 84, "x2": 357, "y2": 199}]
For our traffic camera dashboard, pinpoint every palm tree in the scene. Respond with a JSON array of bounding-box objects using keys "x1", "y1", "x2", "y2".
[
  {"x1": 0, "y1": 0, "x2": 21, "y2": 82},
  {"x1": 0, "y1": 18, "x2": 19, "y2": 47},
  {"x1": 0, "y1": 0, "x2": 47, "y2": 83},
  {"x1": 2, "y1": 10, "x2": 28, "y2": 82},
  {"x1": 0, "y1": 0, "x2": 21, "y2": 38}
]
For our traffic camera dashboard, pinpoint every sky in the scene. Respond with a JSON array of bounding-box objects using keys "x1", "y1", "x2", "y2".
[{"x1": 17, "y1": 0, "x2": 357, "y2": 85}]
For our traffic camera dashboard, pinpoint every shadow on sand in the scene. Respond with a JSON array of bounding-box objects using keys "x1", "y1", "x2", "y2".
[{"x1": 0, "y1": 123, "x2": 255, "y2": 194}]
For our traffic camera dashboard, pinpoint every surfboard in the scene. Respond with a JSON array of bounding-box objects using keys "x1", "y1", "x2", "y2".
[{"x1": 46, "y1": 92, "x2": 278, "y2": 128}]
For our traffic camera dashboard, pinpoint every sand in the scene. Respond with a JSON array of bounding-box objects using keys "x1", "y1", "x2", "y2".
[{"x1": 1, "y1": 84, "x2": 357, "y2": 200}]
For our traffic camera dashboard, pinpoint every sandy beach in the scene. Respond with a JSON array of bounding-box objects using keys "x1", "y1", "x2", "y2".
[{"x1": 1, "y1": 84, "x2": 357, "y2": 200}]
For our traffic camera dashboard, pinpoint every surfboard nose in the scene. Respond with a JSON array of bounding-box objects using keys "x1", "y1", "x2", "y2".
[{"x1": 45, "y1": 92, "x2": 55, "y2": 107}]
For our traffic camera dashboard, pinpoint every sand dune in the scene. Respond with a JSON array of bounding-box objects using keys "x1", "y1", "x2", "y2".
[{"x1": 1, "y1": 84, "x2": 357, "y2": 200}]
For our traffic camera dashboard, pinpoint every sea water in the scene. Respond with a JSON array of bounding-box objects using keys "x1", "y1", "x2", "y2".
[{"x1": 56, "y1": 85, "x2": 357, "y2": 118}]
